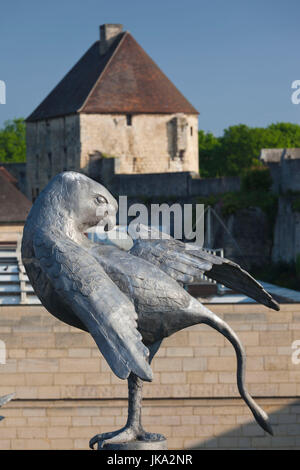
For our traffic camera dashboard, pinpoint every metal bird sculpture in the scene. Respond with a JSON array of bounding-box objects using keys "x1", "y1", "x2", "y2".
[
  {"x1": 21, "y1": 172, "x2": 279, "y2": 449},
  {"x1": 0, "y1": 394, "x2": 14, "y2": 421}
]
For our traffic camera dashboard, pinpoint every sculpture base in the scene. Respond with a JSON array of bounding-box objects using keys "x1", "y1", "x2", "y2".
[{"x1": 99, "y1": 436, "x2": 167, "y2": 450}]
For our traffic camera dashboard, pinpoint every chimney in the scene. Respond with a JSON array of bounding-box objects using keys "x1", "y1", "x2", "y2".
[{"x1": 99, "y1": 24, "x2": 123, "y2": 55}]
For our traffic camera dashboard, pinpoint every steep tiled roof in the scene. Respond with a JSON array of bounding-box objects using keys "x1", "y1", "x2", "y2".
[
  {"x1": 27, "y1": 32, "x2": 198, "y2": 122},
  {"x1": 0, "y1": 168, "x2": 31, "y2": 223},
  {"x1": 0, "y1": 166, "x2": 17, "y2": 185},
  {"x1": 27, "y1": 34, "x2": 125, "y2": 122}
]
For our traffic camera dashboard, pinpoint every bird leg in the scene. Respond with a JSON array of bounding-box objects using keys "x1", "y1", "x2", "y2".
[{"x1": 89, "y1": 372, "x2": 164, "y2": 449}]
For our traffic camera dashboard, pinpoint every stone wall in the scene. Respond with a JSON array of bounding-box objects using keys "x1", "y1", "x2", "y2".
[
  {"x1": 26, "y1": 116, "x2": 81, "y2": 200},
  {"x1": 79, "y1": 114, "x2": 199, "y2": 176},
  {"x1": 0, "y1": 302, "x2": 299, "y2": 449},
  {"x1": 281, "y1": 158, "x2": 300, "y2": 193},
  {"x1": 25, "y1": 112, "x2": 242, "y2": 203},
  {"x1": 101, "y1": 172, "x2": 240, "y2": 199},
  {"x1": 211, "y1": 207, "x2": 273, "y2": 269},
  {"x1": 261, "y1": 149, "x2": 300, "y2": 194},
  {"x1": 272, "y1": 197, "x2": 300, "y2": 263},
  {"x1": 190, "y1": 175, "x2": 240, "y2": 197},
  {"x1": 25, "y1": 113, "x2": 200, "y2": 201}
]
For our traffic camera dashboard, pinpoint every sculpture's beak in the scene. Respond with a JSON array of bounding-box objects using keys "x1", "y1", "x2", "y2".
[{"x1": 95, "y1": 200, "x2": 118, "y2": 232}]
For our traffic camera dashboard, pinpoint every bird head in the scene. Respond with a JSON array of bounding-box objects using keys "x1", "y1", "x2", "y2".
[{"x1": 48, "y1": 172, "x2": 118, "y2": 233}]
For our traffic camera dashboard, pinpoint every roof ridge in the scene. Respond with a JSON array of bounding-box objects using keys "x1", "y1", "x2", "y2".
[
  {"x1": 26, "y1": 41, "x2": 99, "y2": 122},
  {"x1": 81, "y1": 32, "x2": 198, "y2": 115},
  {"x1": 126, "y1": 33, "x2": 198, "y2": 115},
  {"x1": 27, "y1": 30, "x2": 198, "y2": 121},
  {"x1": 0, "y1": 172, "x2": 31, "y2": 223},
  {"x1": 78, "y1": 32, "x2": 128, "y2": 113},
  {"x1": 0, "y1": 167, "x2": 18, "y2": 185}
]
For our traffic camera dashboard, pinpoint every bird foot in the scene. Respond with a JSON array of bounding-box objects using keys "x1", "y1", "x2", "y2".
[
  {"x1": 89, "y1": 427, "x2": 165, "y2": 449},
  {"x1": 89, "y1": 426, "x2": 138, "y2": 449}
]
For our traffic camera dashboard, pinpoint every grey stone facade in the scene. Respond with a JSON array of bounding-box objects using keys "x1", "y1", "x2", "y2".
[
  {"x1": 26, "y1": 116, "x2": 81, "y2": 200},
  {"x1": 272, "y1": 197, "x2": 300, "y2": 263},
  {"x1": 260, "y1": 148, "x2": 300, "y2": 193}
]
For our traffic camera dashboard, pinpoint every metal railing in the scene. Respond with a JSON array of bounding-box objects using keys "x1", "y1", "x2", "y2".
[
  {"x1": 0, "y1": 232, "x2": 225, "y2": 304},
  {"x1": 0, "y1": 234, "x2": 40, "y2": 305}
]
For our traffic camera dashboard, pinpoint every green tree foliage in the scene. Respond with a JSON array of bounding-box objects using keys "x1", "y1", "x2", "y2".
[
  {"x1": 0, "y1": 118, "x2": 26, "y2": 163},
  {"x1": 199, "y1": 122, "x2": 300, "y2": 177},
  {"x1": 198, "y1": 130, "x2": 221, "y2": 177},
  {"x1": 241, "y1": 167, "x2": 273, "y2": 192}
]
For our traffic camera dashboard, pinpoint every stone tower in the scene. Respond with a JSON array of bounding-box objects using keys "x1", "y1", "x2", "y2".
[{"x1": 26, "y1": 24, "x2": 199, "y2": 201}]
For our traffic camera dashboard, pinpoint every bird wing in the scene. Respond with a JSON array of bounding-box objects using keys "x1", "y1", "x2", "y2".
[
  {"x1": 33, "y1": 230, "x2": 152, "y2": 381},
  {"x1": 129, "y1": 225, "x2": 279, "y2": 311}
]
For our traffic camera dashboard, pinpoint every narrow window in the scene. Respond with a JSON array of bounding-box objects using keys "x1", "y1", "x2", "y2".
[
  {"x1": 63, "y1": 146, "x2": 67, "y2": 171},
  {"x1": 133, "y1": 157, "x2": 137, "y2": 172},
  {"x1": 48, "y1": 152, "x2": 52, "y2": 179},
  {"x1": 32, "y1": 187, "x2": 39, "y2": 203},
  {"x1": 35, "y1": 154, "x2": 39, "y2": 180},
  {"x1": 126, "y1": 114, "x2": 132, "y2": 126},
  {"x1": 190, "y1": 126, "x2": 193, "y2": 136}
]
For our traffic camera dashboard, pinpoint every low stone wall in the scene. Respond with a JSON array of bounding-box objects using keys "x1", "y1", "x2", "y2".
[
  {"x1": 190, "y1": 175, "x2": 240, "y2": 198},
  {"x1": 114, "y1": 172, "x2": 193, "y2": 198},
  {"x1": 0, "y1": 303, "x2": 299, "y2": 449},
  {"x1": 98, "y1": 170, "x2": 241, "y2": 199}
]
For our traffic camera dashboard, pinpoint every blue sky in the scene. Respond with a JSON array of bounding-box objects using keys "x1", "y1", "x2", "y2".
[{"x1": 0, "y1": 0, "x2": 299, "y2": 135}]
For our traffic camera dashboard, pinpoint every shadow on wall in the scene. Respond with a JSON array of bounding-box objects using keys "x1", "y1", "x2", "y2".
[{"x1": 188, "y1": 399, "x2": 300, "y2": 450}]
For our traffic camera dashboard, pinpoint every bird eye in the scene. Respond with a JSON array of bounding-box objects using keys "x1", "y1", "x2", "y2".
[{"x1": 95, "y1": 195, "x2": 107, "y2": 205}]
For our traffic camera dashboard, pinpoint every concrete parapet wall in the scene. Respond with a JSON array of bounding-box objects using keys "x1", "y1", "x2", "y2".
[
  {"x1": 0, "y1": 302, "x2": 299, "y2": 449},
  {"x1": 1, "y1": 397, "x2": 299, "y2": 450}
]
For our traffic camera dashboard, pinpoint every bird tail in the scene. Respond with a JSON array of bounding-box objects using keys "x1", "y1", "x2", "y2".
[
  {"x1": 189, "y1": 299, "x2": 273, "y2": 435},
  {"x1": 0, "y1": 393, "x2": 14, "y2": 421}
]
